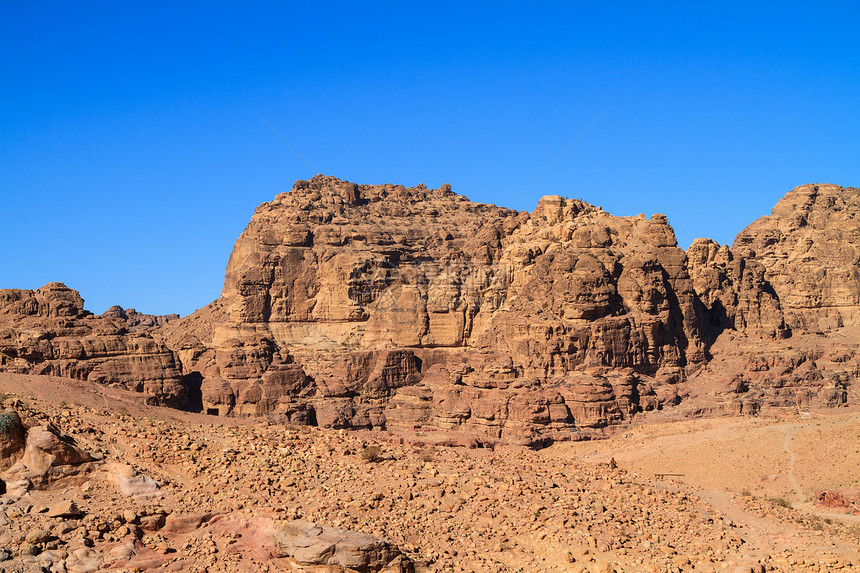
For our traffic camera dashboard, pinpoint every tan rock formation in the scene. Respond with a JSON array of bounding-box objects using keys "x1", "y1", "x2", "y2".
[
  {"x1": 0, "y1": 412, "x2": 96, "y2": 489},
  {"x1": 686, "y1": 238, "x2": 789, "y2": 340},
  {"x1": 3, "y1": 179, "x2": 858, "y2": 442},
  {"x1": 160, "y1": 176, "x2": 852, "y2": 443},
  {"x1": 0, "y1": 284, "x2": 187, "y2": 406},
  {"x1": 273, "y1": 519, "x2": 411, "y2": 572},
  {"x1": 733, "y1": 183, "x2": 860, "y2": 331}
]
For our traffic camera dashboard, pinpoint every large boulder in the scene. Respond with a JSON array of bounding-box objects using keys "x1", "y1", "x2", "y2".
[
  {"x1": 273, "y1": 519, "x2": 411, "y2": 572},
  {"x1": 1, "y1": 416, "x2": 96, "y2": 488}
]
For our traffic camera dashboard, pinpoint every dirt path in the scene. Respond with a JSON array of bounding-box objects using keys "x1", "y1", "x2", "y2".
[
  {"x1": 695, "y1": 489, "x2": 860, "y2": 562},
  {"x1": 781, "y1": 424, "x2": 805, "y2": 502},
  {"x1": 778, "y1": 421, "x2": 860, "y2": 525},
  {"x1": 547, "y1": 411, "x2": 860, "y2": 566}
]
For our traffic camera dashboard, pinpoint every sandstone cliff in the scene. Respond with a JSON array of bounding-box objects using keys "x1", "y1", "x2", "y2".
[
  {"x1": 733, "y1": 183, "x2": 860, "y2": 332},
  {"x1": 154, "y1": 177, "x2": 857, "y2": 443},
  {"x1": 0, "y1": 283, "x2": 187, "y2": 407},
  {"x1": 684, "y1": 183, "x2": 860, "y2": 413},
  {"x1": 3, "y1": 179, "x2": 857, "y2": 444}
]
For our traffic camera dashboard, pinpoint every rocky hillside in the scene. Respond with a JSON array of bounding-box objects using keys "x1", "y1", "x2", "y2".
[
  {"x1": 733, "y1": 183, "x2": 860, "y2": 331},
  {"x1": 2, "y1": 178, "x2": 857, "y2": 445},
  {"x1": 0, "y1": 284, "x2": 186, "y2": 407},
  {"x1": 159, "y1": 177, "x2": 858, "y2": 443},
  {"x1": 0, "y1": 376, "x2": 856, "y2": 572}
]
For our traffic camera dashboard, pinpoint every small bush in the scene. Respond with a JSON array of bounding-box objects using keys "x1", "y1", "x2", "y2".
[
  {"x1": 0, "y1": 411, "x2": 21, "y2": 437},
  {"x1": 360, "y1": 445, "x2": 383, "y2": 463},
  {"x1": 768, "y1": 497, "x2": 792, "y2": 508},
  {"x1": 741, "y1": 489, "x2": 752, "y2": 497}
]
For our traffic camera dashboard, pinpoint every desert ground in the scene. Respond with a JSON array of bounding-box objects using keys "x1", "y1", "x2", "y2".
[{"x1": 0, "y1": 373, "x2": 858, "y2": 573}]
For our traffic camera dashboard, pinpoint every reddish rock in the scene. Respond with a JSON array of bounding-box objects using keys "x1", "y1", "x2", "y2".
[
  {"x1": 0, "y1": 284, "x2": 188, "y2": 406},
  {"x1": 154, "y1": 177, "x2": 860, "y2": 441},
  {"x1": 3, "y1": 178, "x2": 859, "y2": 444}
]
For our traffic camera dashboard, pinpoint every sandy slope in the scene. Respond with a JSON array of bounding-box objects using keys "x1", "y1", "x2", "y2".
[{"x1": 1, "y1": 373, "x2": 858, "y2": 572}]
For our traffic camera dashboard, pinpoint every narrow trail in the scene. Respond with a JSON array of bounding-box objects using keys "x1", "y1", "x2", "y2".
[
  {"x1": 781, "y1": 424, "x2": 805, "y2": 502},
  {"x1": 778, "y1": 421, "x2": 860, "y2": 525},
  {"x1": 685, "y1": 425, "x2": 860, "y2": 564},
  {"x1": 694, "y1": 488, "x2": 860, "y2": 563}
]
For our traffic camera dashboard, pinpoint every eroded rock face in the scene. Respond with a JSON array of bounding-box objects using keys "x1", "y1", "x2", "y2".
[
  {"x1": 273, "y1": 519, "x2": 411, "y2": 572},
  {"x1": 162, "y1": 177, "x2": 728, "y2": 441},
  {"x1": 157, "y1": 176, "x2": 857, "y2": 443},
  {"x1": 0, "y1": 284, "x2": 187, "y2": 406},
  {"x1": 686, "y1": 238, "x2": 789, "y2": 340},
  {"x1": 675, "y1": 183, "x2": 860, "y2": 412},
  {"x1": 733, "y1": 184, "x2": 860, "y2": 332},
  {"x1": 0, "y1": 410, "x2": 27, "y2": 471},
  {"x1": 0, "y1": 412, "x2": 97, "y2": 489},
  {"x1": 4, "y1": 179, "x2": 858, "y2": 442}
]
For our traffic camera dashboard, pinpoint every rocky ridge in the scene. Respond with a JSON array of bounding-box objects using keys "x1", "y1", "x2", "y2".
[
  {"x1": 1, "y1": 178, "x2": 858, "y2": 445},
  {"x1": 0, "y1": 284, "x2": 186, "y2": 407},
  {"x1": 733, "y1": 183, "x2": 860, "y2": 332},
  {"x1": 160, "y1": 177, "x2": 858, "y2": 443}
]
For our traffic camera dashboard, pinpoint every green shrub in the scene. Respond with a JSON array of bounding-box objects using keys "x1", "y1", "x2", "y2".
[{"x1": 0, "y1": 411, "x2": 21, "y2": 437}]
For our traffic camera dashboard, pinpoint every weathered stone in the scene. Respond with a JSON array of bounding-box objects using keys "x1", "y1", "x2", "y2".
[
  {"x1": 273, "y1": 519, "x2": 410, "y2": 572},
  {"x1": 47, "y1": 499, "x2": 81, "y2": 519},
  {"x1": 2, "y1": 178, "x2": 859, "y2": 442},
  {"x1": 160, "y1": 512, "x2": 211, "y2": 534},
  {"x1": 734, "y1": 184, "x2": 860, "y2": 332},
  {"x1": 151, "y1": 177, "x2": 860, "y2": 441},
  {"x1": 0, "y1": 284, "x2": 186, "y2": 407}
]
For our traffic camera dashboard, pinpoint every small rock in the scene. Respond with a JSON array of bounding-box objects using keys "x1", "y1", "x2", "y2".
[
  {"x1": 108, "y1": 543, "x2": 136, "y2": 560},
  {"x1": 21, "y1": 542, "x2": 41, "y2": 556},
  {"x1": 48, "y1": 499, "x2": 82, "y2": 519},
  {"x1": 139, "y1": 513, "x2": 166, "y2": 532},
  {"x1": 25, "y1": 528, "x2": 51, "y2": 544}
]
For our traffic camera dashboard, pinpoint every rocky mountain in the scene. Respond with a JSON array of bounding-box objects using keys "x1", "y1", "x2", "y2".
[
  {"x1": 733, "y1": 183, "x2": 860, "y2": 331},
  {"x1": 0, "y1": 284, "x2": 186, "y2": 407},
  {"x1": 2, "y1": 178, "x2": 857, "y2": 445}
]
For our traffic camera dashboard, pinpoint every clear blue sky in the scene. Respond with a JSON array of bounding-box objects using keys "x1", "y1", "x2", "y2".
[{"x1": 2, "y1": 2, "x2": 858, "y2": 316}]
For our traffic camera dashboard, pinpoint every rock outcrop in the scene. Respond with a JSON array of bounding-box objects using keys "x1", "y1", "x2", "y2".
[
  {"x1": 154, "y1": 177, "x2": 859, "y2": 443},
  {"x1": 159, "y1": 177, "x2": 726, "y2": 442},
  {"x1": 733, "y1": 183, "x2": 860, "y2": 332},
  {"x1": 0, "y1": 283, "x2": 187, "y2": 407},
  {"x1": 0, "y1": 409, "x2": 97, "y2": 491},
  {"x1": 683, "y1": 184, "x2": 860, "y2": 411},
  {"x1": 2, "y1": 179, "x2": 857, "y2": 443},
  {"x1": 274, "y1": 519, "x2": 411, "y2": 572}
]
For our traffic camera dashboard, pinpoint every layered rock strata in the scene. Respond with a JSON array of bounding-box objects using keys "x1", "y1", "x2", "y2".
[
  {"x1": 0, "y1": 283, "x2": 187, "y2": 406},
  {"x1": 733, "y1": 183, "x2": 860, "y2": 331},
  {"x1": 155, "y1": 177, "x2": 858, "y2": 443},
  {"x1": 2, "y1": 179, "x2": 857, "y2": 443}
]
